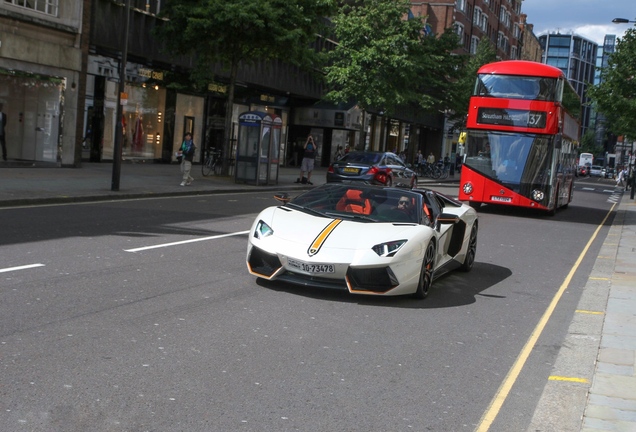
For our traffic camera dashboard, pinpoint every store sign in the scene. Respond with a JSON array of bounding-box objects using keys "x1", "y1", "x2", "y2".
[
  {"x1": 208, "y1": 83, "x2": 227, "y2": 94},
  {"x1": 477, "y1": 108, "x2": 546, "y2": 129},
  {"x1": 139, "y1": 68, "x2": 164, "y2": 81}
]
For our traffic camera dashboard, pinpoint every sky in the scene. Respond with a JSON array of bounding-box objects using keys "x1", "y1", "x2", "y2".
[{"x1": 520, "y1": 0, "x2": 635, "y2": 45}]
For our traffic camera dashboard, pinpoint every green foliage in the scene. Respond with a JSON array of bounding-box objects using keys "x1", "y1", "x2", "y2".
[
  {"x1": 156, "y1": 0, "x2": 335, "y2": 85},
  {"x1": 324, "y1": 0, "x2": 461, "y2": 115},
  {"x1": 587, "y1": 27, "x2": 636, "y2": 139},
  {"x1": 579, "y1": 129, "x2": 602, "y2": 155},
  {"x1": 448, "y1": 38, "x2": 497, "y2": 127}
]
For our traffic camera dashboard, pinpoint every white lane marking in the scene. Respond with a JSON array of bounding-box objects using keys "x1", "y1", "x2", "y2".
[
  {"x1": 125, "y1": 230, "x2": 250, "y2": 253},
  {"x1": 581, "y1": 187, "x2": 595, "y2": 191},
  {"x1": 0, "y1": 263, "x2": 45, "y2": 274}
]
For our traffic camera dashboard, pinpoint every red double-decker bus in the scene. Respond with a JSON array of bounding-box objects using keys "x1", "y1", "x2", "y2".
[{"x1": 458, "y1": 60, "x2": 581, "y2": 214}]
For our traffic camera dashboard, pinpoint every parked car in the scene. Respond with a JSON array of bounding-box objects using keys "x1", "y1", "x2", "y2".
[
  {"x1": 326, "y1": 151, "x2": 417, "y2": 188},
  {"x1": 602, "y1": 167, "x2": 615, "y2": 179},
  {"x1": 590, "y1": 165, "x2": 603, "y2": 177}
]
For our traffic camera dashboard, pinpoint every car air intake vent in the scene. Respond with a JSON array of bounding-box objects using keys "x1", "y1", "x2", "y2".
[
  {"x1": 347, "y1": 267, "x2": 398, "y2": 292},
  {"x1": 248, "y1": 248, "x2": 281, "y2": 277}
]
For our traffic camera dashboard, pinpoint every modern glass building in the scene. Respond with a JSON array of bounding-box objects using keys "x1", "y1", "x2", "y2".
[
  {"x1": 539, "y1": 33, "x2": 598, "y2": 136},
  {"x1": 591, "y1": 35, "x2": 617, "y2": 154}
]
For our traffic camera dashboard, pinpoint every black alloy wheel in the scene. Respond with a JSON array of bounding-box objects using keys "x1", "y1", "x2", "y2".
[{"x1": 414, "y1": 241, "x2": 436, "y2": 299}]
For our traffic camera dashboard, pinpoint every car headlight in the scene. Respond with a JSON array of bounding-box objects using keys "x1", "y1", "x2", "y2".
[
  {"x1": 254, "y1": 220, "x2": 274, "y2": 239},
  {"x1": 372, "y1": 240, "x2": 407, "y2": 257}
]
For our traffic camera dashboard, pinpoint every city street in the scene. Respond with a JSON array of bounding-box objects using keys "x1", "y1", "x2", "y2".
[{"x1": 0, "y1": 181, "x2": 621, "y2": 431}]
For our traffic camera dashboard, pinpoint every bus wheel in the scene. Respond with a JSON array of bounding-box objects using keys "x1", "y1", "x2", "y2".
[{"x1": 469, "y1": 202, "x2": 482, "y2": 210}]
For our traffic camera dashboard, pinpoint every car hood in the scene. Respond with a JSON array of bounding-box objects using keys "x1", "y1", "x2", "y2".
[{"x1": 260, "y1": 206, "x2": 423, "y2": 249}]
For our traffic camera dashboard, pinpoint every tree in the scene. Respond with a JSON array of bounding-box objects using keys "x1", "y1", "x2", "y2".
[
  {"x1": 156, "y1": 0, "x2": 335, "y2": 174},
  {"x1": 587, "y1": 27, "x2": 636, "y2": 139},
  {"x1": 448, "y1": 39, "x2": 497, "y2": 129},
  {"x1": 579, "y1": 129, "x2": 602, "y2": 155},
  {"x1": 324, "y1": 0, "x2": 462, "y2": 116}
]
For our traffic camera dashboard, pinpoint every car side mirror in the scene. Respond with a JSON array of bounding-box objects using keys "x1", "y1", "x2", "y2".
[
  {"x1": 274, "y1": 193, "x2": 291, "y2": 204},
  {"x1": 436, "y1": 213, "x2": 459, "y2": 230}
]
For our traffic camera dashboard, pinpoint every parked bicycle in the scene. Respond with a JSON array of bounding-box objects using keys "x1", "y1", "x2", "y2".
[
  {"x1": 202, "y1": 147, "x2": 222, "y2": 176},
  {"x1": 417, "y1": 162, "x2": 442, "y2": 179}
]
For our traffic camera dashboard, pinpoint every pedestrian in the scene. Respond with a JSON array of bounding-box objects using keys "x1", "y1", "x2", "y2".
[
  {"x1": 177, "y1": 132, "x2": 196, "y2": 186},
  {"x1": 334, "y1": 145, "x2": 344, "y2": 162},
  {"x1": 427, "y1": 152, "x2": 435, "y2": 165},
  {"x1": 0, "y1": 103, "x2": 7, "y2": 161},
  {"x1": 296, "y1": 134, "x2": 316, "y2": 185},
  {"x1": 616, "y1": 167, "x2": 626, "y2": 187},
  {"x1": 455, "y1": 153, "x2": 462, "y2": 173}
]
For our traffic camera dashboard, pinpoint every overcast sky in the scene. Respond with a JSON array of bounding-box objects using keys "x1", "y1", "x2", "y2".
[{"x1": 520, "y1": 0, "x2": 635, "y2": 45}]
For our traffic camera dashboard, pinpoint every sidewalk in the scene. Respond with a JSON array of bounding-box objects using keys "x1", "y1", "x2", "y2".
[{"x1": 1, "y1": 162, "x2": 634, "y2": 431}]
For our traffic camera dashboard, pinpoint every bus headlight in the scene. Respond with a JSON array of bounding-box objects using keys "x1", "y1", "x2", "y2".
[
  {"x1": 462, "y1": 182, "x2": 473, "y2": 194},
  {"x1": 531, "y1": 189, "x2": 545, "y2": 202}
]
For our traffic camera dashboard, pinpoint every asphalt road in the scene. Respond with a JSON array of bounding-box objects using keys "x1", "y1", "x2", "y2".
[{"x1": 0, "y1": 181, "x2": 618, "y2": 431}]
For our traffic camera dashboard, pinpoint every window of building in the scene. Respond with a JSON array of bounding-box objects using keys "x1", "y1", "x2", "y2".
[
  {"x1": 511, "y1": 46, "x2": 517, "y2": 60},
  {"x1": 470, "y1": 36, "x2": 480, "y2": 54},
  {"x1": 454, "y1": 22, "x2": 464, "y2": 40},
  {"x1": 5, "y1": 0, "x2": 59, "y2": 16},
  {"x1": 474, "y1": 7, "x2": 482, "y2": 26},
  {"x1": 456, "y1": 0, "x2": 466, "y2": 13}
]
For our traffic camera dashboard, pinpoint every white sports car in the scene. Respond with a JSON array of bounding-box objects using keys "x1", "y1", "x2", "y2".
[{"x1": 246, "y1": 183, "x2": 478, "y2": 298}]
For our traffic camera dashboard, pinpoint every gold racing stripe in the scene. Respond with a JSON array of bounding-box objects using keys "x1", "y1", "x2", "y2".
[{"x1": 307, "y1": 219, "x2": 342, "y2": 257}]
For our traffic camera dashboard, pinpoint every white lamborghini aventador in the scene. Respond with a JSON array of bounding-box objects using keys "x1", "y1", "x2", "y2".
[{"x1": 246, "y1": 183, "x2": 478, "y2": 299}]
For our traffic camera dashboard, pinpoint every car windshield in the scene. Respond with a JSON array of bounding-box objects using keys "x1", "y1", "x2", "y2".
[
  {"x1": 289, "y1": 184, "x2": 421, "y2": 224},
  {"x1": 339, "y1": 152, "x2": 382, "y2": 165}
]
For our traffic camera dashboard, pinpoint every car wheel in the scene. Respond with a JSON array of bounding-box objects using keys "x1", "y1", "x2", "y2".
[
  {"x1": 459, "y1": 223, "x2": 478, "y2": 272},
  {"x1": 414, "y1": 241, "x2": 435, "y2": 299}
]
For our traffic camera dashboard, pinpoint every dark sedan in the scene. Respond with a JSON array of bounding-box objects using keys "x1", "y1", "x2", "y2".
[{"x1": 326, "y1": 151, "x2": 417, "y2": 188}]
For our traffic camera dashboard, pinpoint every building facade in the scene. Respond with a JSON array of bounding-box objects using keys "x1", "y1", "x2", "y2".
[
  {"x1": 539, "y1": 33, "x2": 598, "y2": 136},
  {"x1": 409, "y1": 0, "x2": 523, "y2": 59},
  {"x1": 518, "y1": 14, "x2": 543, "y2": 62},
  {"x1": 593, "y1": 34, "x2": 618, "y2": 160},
  {"x1": 0, "y1": 0, "x2": 84, "y2": 166}
]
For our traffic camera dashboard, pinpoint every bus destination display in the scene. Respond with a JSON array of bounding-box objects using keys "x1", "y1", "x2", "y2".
[{"x1": 477, "y1": 108, "x2": 546, "y2": 128}]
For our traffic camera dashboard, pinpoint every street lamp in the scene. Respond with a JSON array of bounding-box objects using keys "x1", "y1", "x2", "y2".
[
  {"x1": 111, "y1": 0, "x2": 132, "y2": 191},
  {"x1": 612, "y1": 18, "x2": 636, "y2": 24}
]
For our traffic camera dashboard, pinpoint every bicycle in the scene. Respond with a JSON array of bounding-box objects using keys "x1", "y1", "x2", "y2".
[
  {"x1": 418, "y1": 162, "x2": 442, "y2": 179},
  {"x1": 436, "y1": 161, "x2": 449, "y2": 179},
  {"x1": 202, "y1": 147, "x2": 222, "y2": 176}
]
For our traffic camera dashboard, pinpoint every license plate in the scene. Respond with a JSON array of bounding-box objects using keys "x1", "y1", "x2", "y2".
[
  {"x1": 287, "y1": 258, "x2": 335, "y2": 274},
  {"x1": 490, "y1": 196, "x2": 512, "y2": 202},
  {"x1": 343, "y1": 167, "x2": 359, "y2": 174}
]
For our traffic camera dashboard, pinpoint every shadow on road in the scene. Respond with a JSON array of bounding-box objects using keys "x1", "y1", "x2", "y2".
[{"x1": 256, "y1": 261, "x2": 512, "y2": 309}]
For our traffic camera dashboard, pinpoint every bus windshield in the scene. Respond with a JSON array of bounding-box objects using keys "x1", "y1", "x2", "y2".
[
  {"x1": 474, "y1": 74, "x2": 558, "y2": 101},
  {"x1": 464, "y1": 131, "x2": 553, "y2": 190}
]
